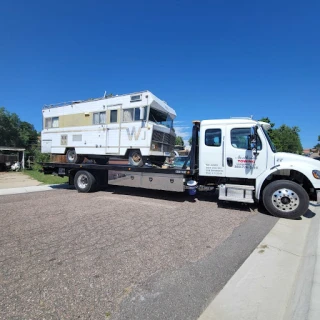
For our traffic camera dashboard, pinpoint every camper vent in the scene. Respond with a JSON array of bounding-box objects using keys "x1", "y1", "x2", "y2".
[
  {"x1": 130, "y1": 94, "x2": 142, "y2": 102},
  {"x1": 72, "y1": 135, "x2": 82, "y2": 142}
]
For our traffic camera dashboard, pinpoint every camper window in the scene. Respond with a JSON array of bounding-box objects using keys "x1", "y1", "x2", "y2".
[
  {"x1": 45, "y1": 117, "x2": 59, "y2": 129},
  {"x1": 110, "y1": 110, "x2": 118, "y2": 123},
  {"x1": 149, "y1": 108, "x2": 173, "y2": 128},
  {"x1": 45, "y1": 118, "x2": 51, "y2": 129},
  {"x1": 134, "y1": 108, "x2": 140, "y2": 121},
  {"x1": 123, "y1": 107, "x2": 147, "y2": 122},
  {"x1": 123, "y1": 109, "x2": 134, "y2": 122},
  {"x1": 93, "y1": 112, "x2": 106, "y2": 125}
]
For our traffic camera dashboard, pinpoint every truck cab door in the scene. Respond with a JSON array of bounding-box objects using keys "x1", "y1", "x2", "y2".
[
  {"x1": 225, "y1": 125, "x2": 267, "y2": 179},
  {"x1": 199, "y1": 124, "x2": 226, "y2": 177}
]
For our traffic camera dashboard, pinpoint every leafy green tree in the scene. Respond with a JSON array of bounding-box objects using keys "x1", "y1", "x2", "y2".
[
  {"x1": 273, "y1": 125, "x2": 303, "y2": 154},
  {"x1": 0, "y1": 107, "x2": 38, "y2": 148},
  {"x1": 19, "y1": 121, "x2": 38, "y2": 148},
  {"x1": 188, "y1": 137, "x2": 192, "y2": 146},
  {"x1": 0, "y1": 106, "x2": 39, "y2": 163},
  {"x1": 175, "y1": 136, "x2": 184, "y2": 147},
  {"x1": 259, "y1": 117, "x2": 303, "y2": 154}
]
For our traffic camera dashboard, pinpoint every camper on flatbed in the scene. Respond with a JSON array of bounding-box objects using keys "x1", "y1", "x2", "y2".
[{"x1": 41, "y1": 91, "x2": 176, "y2": 166}]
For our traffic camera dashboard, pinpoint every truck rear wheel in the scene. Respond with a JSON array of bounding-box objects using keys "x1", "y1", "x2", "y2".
[
  {"x1": 128, "y1": 150, "x2": 144, "y2": 167},
  {"x1": 262, "y1": 180, "x2": 309, "y2": 219},
  {"x1": 74, "y1": 170, "x2": 97, "y2": 193},
  {"x1": 66, "y1": 149, "x2": 84, "y2": 164}
]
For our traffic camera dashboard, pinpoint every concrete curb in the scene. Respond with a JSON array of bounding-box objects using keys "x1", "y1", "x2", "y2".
[
  {"x1": 307, "y1": 204, "x2": 320, "y2": 320},
  {"x1": 198, "y1": 204, "x2": 320, "y2": 320},
  {"x1": 285, "y1": 203, "x2": 320, "y2": 320},
  {"x1": 0, "y1": 184, "x2": 71, "y2": 196}
]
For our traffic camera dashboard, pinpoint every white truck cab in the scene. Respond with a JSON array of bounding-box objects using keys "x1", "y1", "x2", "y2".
[{"x1": 199, "y1": 118, "x2": 320, "y2": 218}]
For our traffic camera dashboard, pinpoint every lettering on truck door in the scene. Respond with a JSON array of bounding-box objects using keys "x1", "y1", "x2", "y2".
[{"x1": 199, "y1": 125, "x2": 226, "y2": 177}]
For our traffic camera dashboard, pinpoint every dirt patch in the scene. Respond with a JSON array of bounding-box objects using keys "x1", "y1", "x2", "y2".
[{"x1": 0, "y1": 172, "x2": 42, "y2": 189}]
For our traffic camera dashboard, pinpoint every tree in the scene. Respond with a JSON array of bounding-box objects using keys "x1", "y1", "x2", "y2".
[
  {"x1": 314, "y1": 135, "x2": 320, "y2": 150},
  {"x1": 188, "y1": 137, "x2": 192, "y2": 146},
  {"x1": 175, "y1": 136, "x2": 184, "y2": 147},
  {"x1": 259, "y1": 117, "x2": 303, "y2": 154},
  {"x1": 0, "y1": 106, "x2": 39, "y2": 160},
  {"x1": 259, "y1": 117, "x2": 275, "y2": 129},
  {"x1": 273, "y1": 125, "x2": 303, "y2": 154}
]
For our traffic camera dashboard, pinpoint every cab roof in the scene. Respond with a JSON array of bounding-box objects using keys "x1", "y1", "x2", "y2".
[{"x1": 200, "y1": 118, "x2": 270, "y2": 130}]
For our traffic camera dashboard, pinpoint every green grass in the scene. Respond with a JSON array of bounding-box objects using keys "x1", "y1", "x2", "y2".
[{"x1": 23, "y1": 169, "x2": 68, "y2": 185}]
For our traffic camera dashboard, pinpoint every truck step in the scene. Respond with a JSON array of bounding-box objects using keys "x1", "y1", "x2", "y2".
[
  {"x1": 219, "y1": 184, "x2": 255, "y2": 203},
  {"x1": 218, "y1": 195, "x2": 255, "y2": 203},
  {"x1": 224, "y1": 184, "x2": 255, "y2": 190}
]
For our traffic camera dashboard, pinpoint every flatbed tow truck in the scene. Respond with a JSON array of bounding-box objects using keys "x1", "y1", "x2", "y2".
[{"x1": 41, "y1": 119, "x2": 320, "y2": 219}]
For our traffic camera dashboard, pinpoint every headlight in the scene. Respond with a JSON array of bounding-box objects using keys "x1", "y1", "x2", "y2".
[{"x1": 312, "y1": 170, "x2": 320, "y2": 179}]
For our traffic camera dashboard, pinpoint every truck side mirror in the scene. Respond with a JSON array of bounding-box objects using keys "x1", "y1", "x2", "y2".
[
  {"x1": 250, "y1": 126, "x2": 258, "y2": 142},
  {"x1": 140, "y1": 107, "x2": 145, "y2": 120},
  {"x1": 250, "y1": 126, "x2": 259, "y2": 154}
]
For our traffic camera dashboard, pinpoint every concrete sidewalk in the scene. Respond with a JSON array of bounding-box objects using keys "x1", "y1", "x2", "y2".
[
  {"x1": 0, "y1": 171, "x2": 71, "y2": 195},
  {"x1": 198, "y1": 203, "x2": 320, "y2": 320},
  {"x1": 0, "y1": 171, "x2": 41, "y2": 189},
  {"x1": 0, "y1": 184, "x2": 71, "y2": 196}
]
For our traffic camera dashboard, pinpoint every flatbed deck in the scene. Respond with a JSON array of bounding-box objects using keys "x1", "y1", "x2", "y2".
[
  {"x1": 41, "y1": 162, "x2": 197, "y2": 175},
  {"x1": 40, "y1": 162, "x2": 198, "y2": 193}
]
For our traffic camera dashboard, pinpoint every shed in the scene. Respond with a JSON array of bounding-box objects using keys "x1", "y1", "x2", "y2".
[{"x1": 0, "y1": 147, "x2": 26, "y2": 169}]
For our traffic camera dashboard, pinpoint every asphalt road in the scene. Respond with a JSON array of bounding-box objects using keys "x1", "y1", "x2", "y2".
[{"x1": 0, "y1": 187, "x2": 277, "y2": 320}]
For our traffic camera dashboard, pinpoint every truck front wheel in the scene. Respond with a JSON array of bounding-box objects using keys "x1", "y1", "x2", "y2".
[
  {"x1": 74, "y1": 170, "x2": 97, "y2": 193},
  {"x1": 262, "y1": 180, "x2": 309, "y2": 219}
]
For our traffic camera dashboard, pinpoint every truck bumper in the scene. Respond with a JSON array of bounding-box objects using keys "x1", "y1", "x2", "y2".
[{"x1": 317, "y1": 190, "x2": 320, "y2": 204}]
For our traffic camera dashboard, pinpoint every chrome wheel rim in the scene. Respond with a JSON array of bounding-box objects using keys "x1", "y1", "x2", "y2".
[
  {"x1": 77, "y1": 174, "x2": 88, "y2": 189},
  {"x1": 68, "y1": 150, "x2": 75, "y2": 161},
  {"x1": 271, "y1": 188, "x2": 300, "y2": 212}
]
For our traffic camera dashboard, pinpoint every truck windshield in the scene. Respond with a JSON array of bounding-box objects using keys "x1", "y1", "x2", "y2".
[
  {"x1": 261, "y1": 126, "x2": 277, "y2": 153},
  {"x1": 149, "y1": 108, "x2": 173, "y2": 128}
]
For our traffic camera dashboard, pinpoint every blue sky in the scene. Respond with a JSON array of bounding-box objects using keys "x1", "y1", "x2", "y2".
[{"x1": 0, "y1": 0, "x2": 319, "y2": 148}]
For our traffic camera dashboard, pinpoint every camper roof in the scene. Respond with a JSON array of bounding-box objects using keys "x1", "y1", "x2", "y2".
[{"x1": 43, "y1": 90, "x2": 176, "y2": 119}]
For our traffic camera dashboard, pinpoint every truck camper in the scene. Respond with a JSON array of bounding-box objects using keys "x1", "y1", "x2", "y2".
[{"x1": 41, "y1": 91, "x2": 176, "y2": 166}]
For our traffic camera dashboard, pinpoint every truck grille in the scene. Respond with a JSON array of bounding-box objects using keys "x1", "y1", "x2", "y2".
[{"x1": 152, "y1": 130, "x2": 175, "y2": 148}]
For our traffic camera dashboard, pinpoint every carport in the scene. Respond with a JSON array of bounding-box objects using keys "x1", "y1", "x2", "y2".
[{"x1": 0, "y1": 146, "x2": 26, "y2": 169}]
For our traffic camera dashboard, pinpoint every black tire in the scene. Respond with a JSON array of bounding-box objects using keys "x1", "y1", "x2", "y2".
[
  {"x1": 66, "y1": 149, "x2": 84, "y2": 164},
  {"x1": 74, "y1": 170, "x2": 97, "y2": 193},
  {"x1": 128, "y1": 150, "x2": 144, "y2": 167},
  {"x1": 262, "y1": 180, "x2": 309, "y2": 219}
]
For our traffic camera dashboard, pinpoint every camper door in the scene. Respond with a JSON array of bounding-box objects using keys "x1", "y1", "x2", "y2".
[{"x1": 106, "y1": 105, "x2": 121, "y2": 154}]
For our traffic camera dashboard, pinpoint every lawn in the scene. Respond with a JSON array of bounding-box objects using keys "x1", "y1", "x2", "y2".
[{"x1": 23, "y1": 169, "x2": 68, "y2": 185}]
